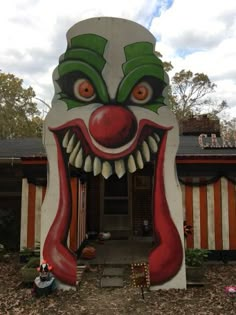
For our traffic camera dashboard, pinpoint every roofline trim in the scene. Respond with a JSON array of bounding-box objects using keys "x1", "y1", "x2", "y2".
[{"x1": 0, "y1": 157, "x2": 21, "y2": 164}]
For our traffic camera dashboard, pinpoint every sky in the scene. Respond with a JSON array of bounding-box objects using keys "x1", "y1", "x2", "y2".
[{"x1": 1, "y1": 0, "x2": 236, "y2": 119}]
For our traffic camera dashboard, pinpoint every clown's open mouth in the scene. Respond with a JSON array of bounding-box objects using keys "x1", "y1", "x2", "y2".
[{"x1": 50, "y1": 118, "x2": 169, "y2": 179}]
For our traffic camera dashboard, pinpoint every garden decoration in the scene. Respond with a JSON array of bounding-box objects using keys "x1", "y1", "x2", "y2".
[
  {"x1": 80, "y1": 246, "x2": 96, "y2": 259},
  {"x1": 98, "y1": 232, "x2": 111, "y2": 241},
  {"x1": 41, "y1": 17, "x2": 185, "y2": 289},
  {"x1": 131, "y1": 262, "x2": 150, "y2": 299},
  {"x1": 184, "y1": 221, "x2": 192, "y2": 248},
  {"x1": 225, "y1": 286, "x2": 236, "y2": 298},
  {"x1": 33, "y1": 260, "x2": 56, "y2": 297},
  {"x1": 184, "y1": 221, "x2": 192, "y2": 238}
]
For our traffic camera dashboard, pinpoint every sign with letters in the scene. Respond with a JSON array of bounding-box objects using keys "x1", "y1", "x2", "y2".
[{"x1": 198, "y1": 133, "x2": 236, "y2": 149}]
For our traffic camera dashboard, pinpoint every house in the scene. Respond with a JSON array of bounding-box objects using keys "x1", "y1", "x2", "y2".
[
  {"x1": 0, "y1": 138, "x2": 45, "y2": 249},
  {"x1": 178, "y1": 116, "x2": 236, "y2": 252},
  {"x1": 1, "y1": 116, "x2": 236, "y2": 254}
]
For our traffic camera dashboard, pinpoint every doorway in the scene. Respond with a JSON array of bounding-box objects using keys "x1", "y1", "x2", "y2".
[{"x1": 100, "y1": 174, "x2": 132, "y2": 239}]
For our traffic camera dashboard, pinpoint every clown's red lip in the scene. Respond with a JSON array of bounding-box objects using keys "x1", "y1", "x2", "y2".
[
  {"x1": 50, "y1": 118, "x2": 171, "y2": 158},
  {"x1": 49, "y1": 118, "x2": 172, "y2": 178}
]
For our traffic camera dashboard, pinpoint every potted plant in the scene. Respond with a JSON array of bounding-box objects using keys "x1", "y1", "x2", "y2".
[
  {"x1": 185, "y1": 248, "x2": 209, "y2": 284},
  {"x1": 19, "y1": 242, "x2": 40, "y2": 264},
  {"x1": 20, "y1": 257, "x2": 40, "y2": 283},
  {"x1": 19, "y1": 247, "x2": 35, "y2": 263}
]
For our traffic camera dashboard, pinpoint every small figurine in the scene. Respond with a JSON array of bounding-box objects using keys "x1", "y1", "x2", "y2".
[
  {"x1": 33, "y1": 260, "x2": 56, "y2": 297},
  {"x1": 184, "y1": 221, "x2": 193, "y2": 238},
  {"x1": 225, "y1": 285, "x2": 236, "y2": 298}
]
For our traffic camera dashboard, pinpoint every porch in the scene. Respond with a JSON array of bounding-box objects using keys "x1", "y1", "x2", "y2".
[{"x1": 77, "y1": 238, "x2": 153, "y2": 265}]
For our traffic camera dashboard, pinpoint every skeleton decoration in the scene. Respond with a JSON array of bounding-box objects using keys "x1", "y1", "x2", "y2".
[{"x1": 42, "y1": 17, "x2": 185, "y2": 289}]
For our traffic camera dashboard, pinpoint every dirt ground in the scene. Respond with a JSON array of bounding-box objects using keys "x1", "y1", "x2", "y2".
[{"x1": 1, "y1": 254, "x2": 236, "y2": 315}]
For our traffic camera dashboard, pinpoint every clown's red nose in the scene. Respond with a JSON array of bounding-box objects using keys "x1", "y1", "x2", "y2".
[{"x1": 89, "y1": 106, "x2": 137, "y2": 148}]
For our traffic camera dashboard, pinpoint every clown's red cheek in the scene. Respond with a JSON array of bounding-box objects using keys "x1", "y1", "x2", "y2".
[{"x1": 89, "y1": 106, "x2": 137, "y2": 148}]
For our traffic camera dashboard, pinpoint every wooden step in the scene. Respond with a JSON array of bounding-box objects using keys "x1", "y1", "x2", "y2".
[
  {"x1": 100, "y1": 277, "x2": 123, "y2": 288},
  {"x1": 76, "y1": 265, "x2": 86, "y2": 286}
]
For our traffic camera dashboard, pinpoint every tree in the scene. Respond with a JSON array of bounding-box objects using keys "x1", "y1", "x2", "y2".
[
  {"x1": 220, "y1": 117, "x2": 236, "y2": 136},
  {"x1": 0, "y1": 71, "x2": 43, "y2": 138},
  {"x1": 168, "y1": 70, "x2": 228, "y2": 121},
  {"x1": 156, "y1": 51, "x2": 173, "y2": 73}
]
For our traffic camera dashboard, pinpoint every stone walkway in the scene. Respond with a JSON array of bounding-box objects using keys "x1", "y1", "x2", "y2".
[{"x1": 100, "y1": 267, "x2": 124, "y2": 288}]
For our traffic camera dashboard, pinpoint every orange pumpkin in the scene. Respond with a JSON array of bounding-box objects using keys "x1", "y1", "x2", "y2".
[{"x1": 81, "y1": 246, "x2": 96, "y2": 259}]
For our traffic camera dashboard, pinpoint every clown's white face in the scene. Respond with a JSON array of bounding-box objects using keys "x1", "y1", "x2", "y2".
[{"x1": 42, "y1": 17, "x2": 185, "y2": 288}]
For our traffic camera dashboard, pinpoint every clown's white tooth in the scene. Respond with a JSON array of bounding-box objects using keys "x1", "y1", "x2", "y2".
[
  {"x1": 115, "y1": 159, "x2": 126, "y2": 178},
  {"x1": 127, "y1": 154, "x2": 136, "y2": 173},
  {"x1": 142, "y1": 141, "x2": 150, "y2": 162},
  {"x1": 66, "y1": 134, "x2": 76, "y2": 153},
  {"x1": 148, "y1": 136, "x2": 158, "y2": 153},
  {"x1": 69, "y1": 141, "x2": 80, "y2": 165},
  {"x1": 135, "y1": 150, "x2": 144, "y2": 169},
  {"x1": 84, "y1": 155, "x2": 93, "y2": 172},
  {"x1": 154, "y1": 133, "x2": 160, "y2": 143},
  {"x1": 75, "y1": 148, "x2": 83, "y2": 168},
  {"x1": 62, "y1": 130, "x2": 71, "y2": 148},
  {"x1": 102, "y1": 161, "x2": 113, "y2": 179},
  {"x1": 93, "y1": 157, "x2": 102, "y2": 176}
]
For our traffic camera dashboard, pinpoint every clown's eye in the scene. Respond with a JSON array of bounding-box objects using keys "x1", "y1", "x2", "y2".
[
  {"x1": 131, "y1": 81, "x2": 153, "y2": 104},
  {"x1": 73, "y1": 79, "x2": 96, "y2": 102}
]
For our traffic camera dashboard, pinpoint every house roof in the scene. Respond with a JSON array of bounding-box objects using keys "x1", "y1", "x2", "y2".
[
  {"x1": 178, "y1": 135, "x2": 236, "y2": 157},
  {"x1": 0, "y1": 136, "x2": 235, "y2": 160},
  {"x1": 0, "y1": 138, "x2": 46, "y2": 159}
]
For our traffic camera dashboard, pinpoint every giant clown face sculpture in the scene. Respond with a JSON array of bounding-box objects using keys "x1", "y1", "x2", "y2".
[{"x1": 42, "y1": 17, "x2": 185, "y2": 289}]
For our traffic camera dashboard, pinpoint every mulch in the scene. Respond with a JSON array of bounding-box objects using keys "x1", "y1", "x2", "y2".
[{"x1": 1, "y1": 254, "x2": 236, "y2": 314}]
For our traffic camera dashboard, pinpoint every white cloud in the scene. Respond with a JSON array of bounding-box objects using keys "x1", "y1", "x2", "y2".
[
  {"x1": 151, "y1": 0, "x2": 236, "y2": 118},
  {"x1": 150, "y1": 0, "x2": 236, "y2": 49},
  {"x1": 1, "y1": 0, "x2": 236, "y2": 118},
  {"x1": 0, "y1": 0, "x2": 159, "y2": 107}
]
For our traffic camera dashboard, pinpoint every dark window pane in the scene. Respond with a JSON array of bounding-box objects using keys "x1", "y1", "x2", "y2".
[
  {"x1": 104, "y1": 199, "x2": 128, "y2": 215},
  {"x1": 104, "y1": 175, "x2": 128, "y2": 197}
]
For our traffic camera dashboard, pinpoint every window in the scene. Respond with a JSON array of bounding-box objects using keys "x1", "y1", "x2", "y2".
[{"x1": 104, "y1": 175, "x2": 128, "y2": 215}]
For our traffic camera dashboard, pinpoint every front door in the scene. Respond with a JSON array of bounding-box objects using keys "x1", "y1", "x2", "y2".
[{"x1": 100, "y1": 174, "x2": 132, "y2": 238}]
